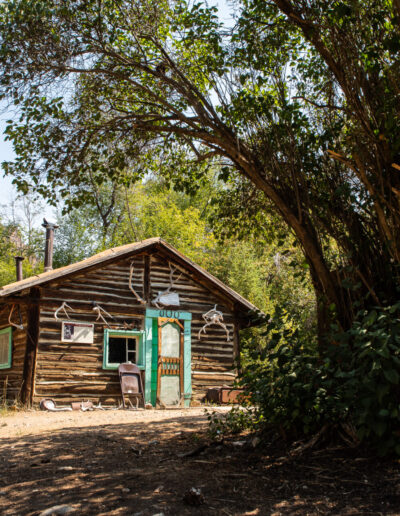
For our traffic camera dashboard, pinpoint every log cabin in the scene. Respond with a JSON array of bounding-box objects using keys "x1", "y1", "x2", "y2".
[{"x1": 0, "y1": 232, "x2": 259, "y2": 408}]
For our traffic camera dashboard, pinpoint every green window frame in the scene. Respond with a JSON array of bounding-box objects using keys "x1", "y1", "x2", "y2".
[
  {"x1": 103, "y1": 329, "x2": 145, "y2": 370},
  {"x1": 0, "y1": 327, "x2": 12, "y2": 370}
]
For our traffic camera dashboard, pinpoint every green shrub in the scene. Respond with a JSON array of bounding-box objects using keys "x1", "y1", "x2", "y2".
[
  {"x1": 327, "y1": 303, "x2": 400, "y2": 455},
  {"x1": 238, "y1": 303, "x2": 400, "y2": 455},
  {"x1": 206, "y1": 406, "x2": 258, "y2": 440}
]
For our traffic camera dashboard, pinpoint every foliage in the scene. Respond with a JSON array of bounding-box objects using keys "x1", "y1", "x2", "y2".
[
  {"x1": 0, "y1": 196, "x2": 44, "y2": 286},
  {"x1": 328, "y1": 303, "x2": 400, "y2": 456},
  {"x1": 112, "y1": 182, "x2": 218, "y2": 269},
  {"x1": 239, "y1": 303, "x2": 400, "y2": 456},
  {"x1": 206, "y1": 406, "x2": 258, "y2": 440},
  {"x1": 1, "y1": 0, "x2": 400, "y2": 336},
  {"x1": 51, "y1": 178, "x2": 316, "y2": 335},
  {"x1": 52, "y1": 209, "x2": 103, "y2": 269}
]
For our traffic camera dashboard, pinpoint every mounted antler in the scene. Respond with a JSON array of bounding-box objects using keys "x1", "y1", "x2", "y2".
[
  {"x1": 129, "y1": 261, "x2": 146, "y2": 305},
  {"x1": 54, "y1": 302, "x2": 74, "y2": 321},
  {"x1": 92, "y1": 303, "x2": 114, "y2": 327},
  {"x1": 152, "y1": 262, "x2": 182, "y2": 308},
  {"x1": 198, "y1": 304, "x2": 230, "y2": 342},
  {"x1": 8, "y1": 304, "x2": 24, "y2": 330}
]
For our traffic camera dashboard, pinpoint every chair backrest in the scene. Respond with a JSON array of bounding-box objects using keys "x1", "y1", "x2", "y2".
[
  {"x1": 118, "y1": 362, "x2": 141, "y2": 375},
  {"x1": 118, "y1": 362, "x2": 143, "y2": 394}
]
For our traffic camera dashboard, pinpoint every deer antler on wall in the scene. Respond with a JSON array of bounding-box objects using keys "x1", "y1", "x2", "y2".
[
  {"x1": 198, "y1": 304, "x2": 230, "y2": 342},
  {"x1": 92, "y1": 302, "x2": 114, "y2": 327},
  {"x1": 129, "y1": 261, "x2": 146, "y2": 305},
  {"x1": 54, "y1": 301, "x2": 74, "y2": 321},
  {"x1": 152, "y1": 262, "x2": 182, "y2": 309},
  {"x1": 8, "y1": 304, "x2": 24, "y2": 330}
]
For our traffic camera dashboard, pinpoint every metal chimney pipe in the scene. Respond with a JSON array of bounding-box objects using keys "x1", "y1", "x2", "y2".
[
  {"x1": 14, "y1": 256, "x2": 24, "y2": 282},
  {"x1": 42, "y1": 219, "x2": 59, "y2": 272}
]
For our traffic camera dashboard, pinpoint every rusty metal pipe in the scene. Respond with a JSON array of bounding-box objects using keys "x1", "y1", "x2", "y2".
[
  {"x1": 14, "y1": 256, "x2": 24, "y2": 282},
  {"x1": 42, "y1": 219, "x2": 59, "y2": 272}
]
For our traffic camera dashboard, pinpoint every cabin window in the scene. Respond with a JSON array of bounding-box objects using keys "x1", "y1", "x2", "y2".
[
  {"x1": 103, "y1": 329, "x2": 144, "y2": 370},
  {"x1": 0, "y1": 327, "x2": 12, "y2": 369}
]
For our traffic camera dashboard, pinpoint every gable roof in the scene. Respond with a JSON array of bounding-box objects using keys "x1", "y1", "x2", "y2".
[{"x1": 0, "y1": 237, "x2": 258, "y2": 315}]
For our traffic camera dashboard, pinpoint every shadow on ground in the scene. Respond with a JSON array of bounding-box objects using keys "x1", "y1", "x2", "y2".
[{"x1": 0, "y1": 413, "x2": 399, "y2": 515}]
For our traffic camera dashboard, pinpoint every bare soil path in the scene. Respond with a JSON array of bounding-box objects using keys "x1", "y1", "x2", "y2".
[{"x1": 0, "y1": 408, "x2": 399, "y2": 515}]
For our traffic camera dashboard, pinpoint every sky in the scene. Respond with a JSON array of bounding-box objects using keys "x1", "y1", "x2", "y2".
[{"x1": 0, "y1": 111, "x2": 19, "y2": 206}]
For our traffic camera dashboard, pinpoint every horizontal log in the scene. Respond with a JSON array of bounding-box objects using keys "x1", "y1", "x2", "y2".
[
  {"x1": 35, "y1": 372, "x2": 118, "y2": 382},
  {"x1": 37, "y1": 352, "x2": 102, "y2": 363},
  {"x1": 192, "y1": 380, "x2": 234, "y2": 389},
  {"x1": 39, "y1": 297, "x2": 146, "y2": 316},
  {"x1": 35, "y1": 383, "x2": 121, "y2": 395},
  {"x1": 37, "y1": 343, "x2": 103, "y2": 354},
  {"x1": 43, "y1": 286, "x2": 140, "y2": 303},
  {"x1": 192, "y1": 364, "x2": 234, "y2": 372},
  {"x1": 193, "y1": 374, "x2": 235, "y2": 382}
]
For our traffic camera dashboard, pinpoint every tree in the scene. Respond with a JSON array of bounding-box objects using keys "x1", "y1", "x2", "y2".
[
  {"x1": 53, "y1": 177, "x2": 316, "y2": 338},
  {"x1": 0, "y1": 0, "x2": 398, "y2": 337}
]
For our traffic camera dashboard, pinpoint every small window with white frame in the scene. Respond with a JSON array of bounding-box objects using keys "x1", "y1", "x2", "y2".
[
  {"x1": 0, "y1": 327, "x2": 12, "y2": 369},
  {"x1": 103, "y1": 329, "x2": 144, "y2": 370}
]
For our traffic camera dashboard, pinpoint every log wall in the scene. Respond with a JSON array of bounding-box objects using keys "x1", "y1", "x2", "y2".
[
  {"x1": 33, "y1": 254, "x2": 146, "y2": 405},
  {"x1": 0, "y1": 306, "x2": 27, "y2": 403},
  {"x1": 21, "y1": 250, "x2": 236, "y2": 405}
]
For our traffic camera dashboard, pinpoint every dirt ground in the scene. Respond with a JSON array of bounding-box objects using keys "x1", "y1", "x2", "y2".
[{"x1": 0, "y1": 407, "x2": 400, "y2": 516}]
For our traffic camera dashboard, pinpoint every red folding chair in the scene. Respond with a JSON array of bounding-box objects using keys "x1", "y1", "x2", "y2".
[{"x1": 118, "y1": 363, "x2": 145, "y2": 409}]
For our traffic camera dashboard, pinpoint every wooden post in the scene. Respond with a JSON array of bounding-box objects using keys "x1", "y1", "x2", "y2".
[
  {"x1": 233, "y1": 318, "x2": 241, "y2": 375},
  {"x1": 144, "y1": 254, "x2": 150, "y2": 302},
  {"x1": 21, "y1": 288, "x2": 40, "y2": 406}
]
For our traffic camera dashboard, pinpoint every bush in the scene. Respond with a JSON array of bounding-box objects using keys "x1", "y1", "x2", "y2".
[
  {"x1": 238, "y1": 303, "x2": 400, "y2": 455},
  {"x1": 206, "y1": 406, "x2": 258, "y2": 440},
  {"x1": 328, "y1": 303, "x2": 400, "y2": 455}
]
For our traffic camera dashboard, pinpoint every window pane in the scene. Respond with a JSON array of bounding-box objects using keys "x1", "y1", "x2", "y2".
[
  {"x1": 126, "y1": 338, "x2": 137, "y2": 351},
  {"x1": 127, "y1": 351, "x2": 136, "y2": 363},
  {"x1": 161, "y1": 323, "x2": 180, "y2": 358},
  {"x1": 0, "y1": 333, "x2": 9, "y2": 365},
  {"x1": 160, "y1": 376, "x2": 180, "y2": 406},
  {"x1": 108, "y1": 337, "x2": 126, "y2": 364}
]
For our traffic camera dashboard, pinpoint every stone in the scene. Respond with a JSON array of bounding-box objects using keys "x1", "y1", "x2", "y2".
[
  {"x1": 232, "y1": 440, "x2": 246, "y2": 447},
  {"x1": 39, "y1": 504, "x2": 75, "y2": 515},
  {"x1": 183, "y1": 487, "x2": 205, "y2": 506}
]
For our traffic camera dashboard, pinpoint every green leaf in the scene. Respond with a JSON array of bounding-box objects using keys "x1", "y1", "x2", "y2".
[{"x1": 383, "y1": 369, "x2": 399, "y2": 385}]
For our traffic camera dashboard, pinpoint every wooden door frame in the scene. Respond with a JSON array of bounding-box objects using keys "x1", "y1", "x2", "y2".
[
  {"x1": 144, "y1": 308, "x2": 192, "y2": 407},
  {"x1": 156, "y1": 317, "x2": 184, "y2": 406}
]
